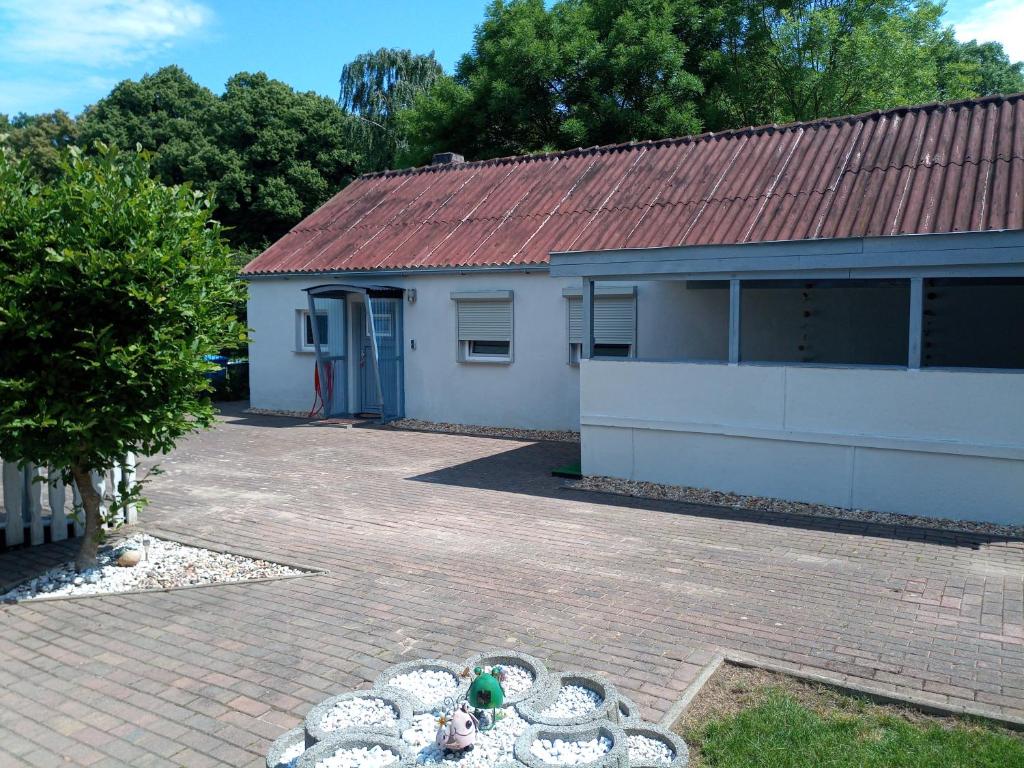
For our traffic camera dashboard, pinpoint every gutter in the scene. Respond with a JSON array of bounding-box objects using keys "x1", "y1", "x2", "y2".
[{"x1": 241, "y1": 265, "x2": 551, "y2": 281}]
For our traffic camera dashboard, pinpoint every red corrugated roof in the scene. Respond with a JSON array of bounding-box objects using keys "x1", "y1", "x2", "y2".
[{"x1": 243, "y1": 93, "x2": 1024, "y2": 275}]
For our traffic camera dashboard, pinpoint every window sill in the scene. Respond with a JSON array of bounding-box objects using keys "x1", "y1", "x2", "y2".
[{"x1": 459, "y1": 357, "x2": 513, "y2": 365}]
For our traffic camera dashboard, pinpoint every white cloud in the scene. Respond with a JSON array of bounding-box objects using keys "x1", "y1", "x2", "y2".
[
  {"x1": 950, "y1": 0, "x2": 1024, "y2": 62},
  {"x1": 0, "y1": 0, "x2": 212, "y2": 68}
]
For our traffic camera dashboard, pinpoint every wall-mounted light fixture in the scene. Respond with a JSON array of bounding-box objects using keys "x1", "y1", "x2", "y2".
[{"x1": 407, "y1": 288, "x2": 417, "y2": 304}]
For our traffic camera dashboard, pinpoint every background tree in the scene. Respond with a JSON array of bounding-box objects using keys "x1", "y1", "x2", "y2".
[
  {"x1": 78, "y1": 67, "x2": 364, "y2": 248},
  {"x1": 339, "y1": 48, "x2": 444, "y2": 170},
  {"x1": 0, "y1": 145, "x2": 246, "y2": 570},
  {"x1": 398, "y1": 0, "x2": 704, "y2": 165},
  {"x1": 0, "y1": 110, "x2": 79, "y2": 180}
]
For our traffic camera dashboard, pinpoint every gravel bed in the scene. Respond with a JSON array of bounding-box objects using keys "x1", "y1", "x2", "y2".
[
  {"x1": 627, "y1": 735, "x2": 672, "y2": 765},
  {"x1": 390, "y1": 419, "x2": 579, "y2": 443},
  {"x1": 540, "y1": 686, "x2": 603, "y2": 719},
  {"x1": 389, "y1": 670, "x2": 459, "y2": 709},
  {"x1": 530, "y1": 736, "x2": 612, "y2": 765},
  {"x1": 321, "y1": 698, "x2": 398, "y2": 733},
  {"x1": 497, "y1": 665, "x2": 535, "y2": 698},
  {"x1": 0, "y1": 534, "x2": 304, "y2": 602},
  {"x1": 311, "y1": 745, "x2": 399, "y2": 768},
  {"x1": 376, "y1": 661, "x2": 468, "y2": 713},
  {"x1": 568, "y1": 475, "x2": 1024, "y2": 538},
  {"x1": 403, "y1": 707, "x2": 530, "y2": 766}
]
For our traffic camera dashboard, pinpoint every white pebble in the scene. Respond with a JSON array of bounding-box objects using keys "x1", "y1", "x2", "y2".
[
  {"x1": 628, "y1": 734, "x2": 674, "y2": 764},
  {"x1": 404, "y1": 708, "x2": 528, "y2": 766},
  {"x1": 388, "y1": 669, "x2": 458, "y2": 708},
  {"x1": 496, "y1": 665, "x2": 534, "y2": 697},
  {"x1": 0, "y1": 534, "x2": 303, "y2": 602},
  {"x1": 530, "y1": 735, "x2": 612, "y2": 765},
  {"x1": 315, "y1": 745, "x2": 398, "y2": 768},
  {"x1": 540, "y1": 685, "x2": 603, "y2": 718},
  {"x1": 320, "y1": 698, "x2": 397, "y2": 732},
  {"x1": 275, "y1": 740, "x2": 305, "y2": 768}
]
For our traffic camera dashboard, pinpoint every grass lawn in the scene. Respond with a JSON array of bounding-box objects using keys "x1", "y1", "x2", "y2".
[{"x1": 673, "y1": 663, "x2": 1023, "y2": 768}]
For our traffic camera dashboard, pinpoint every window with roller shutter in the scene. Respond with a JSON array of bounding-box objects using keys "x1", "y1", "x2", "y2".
[
  {"x1": 451, "y1": 290, "x2": 514, "y2": 362},
  {"x1": 564, "y1": 286, "x2": 636, "y2": 363}
]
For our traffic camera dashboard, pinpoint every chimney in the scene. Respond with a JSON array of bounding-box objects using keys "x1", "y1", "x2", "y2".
[{"x1": 431, "y1": 151, "x2": 465, "y2": 166}]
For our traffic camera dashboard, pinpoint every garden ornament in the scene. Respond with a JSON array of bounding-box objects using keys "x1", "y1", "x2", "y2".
[
  {"x1": 435, "y1": 702, "x2": 479, "y2": 755},
  {"x1": 466, "y1": 666, "x2": 505, "y2": 731}
]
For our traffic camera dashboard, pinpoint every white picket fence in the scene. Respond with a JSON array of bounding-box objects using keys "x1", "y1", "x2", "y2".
[{"x1": 0, "y1": 456, "x2": 138, "y2": 548}]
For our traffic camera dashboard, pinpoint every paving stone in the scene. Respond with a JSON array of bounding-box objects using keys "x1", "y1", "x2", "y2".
[{"x1": 0, "y1": 402, "x2": 1020, "y2": 766}]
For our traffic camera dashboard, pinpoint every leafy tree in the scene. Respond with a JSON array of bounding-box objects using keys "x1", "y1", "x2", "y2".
[
  {"x1": 934, "y1": 37, "x2": 1024, "y2": 100},
  {"x1": 339, "y1": 48, "x2": 444, "y2": 170},
  {"x1": 211, "y1": 71, "x2": 364, "y2": 246},
  {"x1": 0, "y1": 145, "x2": 245, "y2": 570},
  {"x1": 697, "y1": 0, "x2": 1024, "y2": 129},
  {"x1": 0, "y1": 110, "x2": 78, "y2": 180},
  {"x1": 78, "y1": 66, "x2": 364, "y2": 248},
  {"x1": 398, "y1": 0, "x2": 703, "y2": 165}
]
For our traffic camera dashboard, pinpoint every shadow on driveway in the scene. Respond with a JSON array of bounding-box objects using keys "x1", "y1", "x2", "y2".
[{"x1": 409, "y1": 441, "x2": 1022, "y2": 551}]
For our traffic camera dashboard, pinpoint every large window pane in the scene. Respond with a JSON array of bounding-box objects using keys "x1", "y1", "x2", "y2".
[
  {"x1": 740, "y1": 279, "x2": 909, "y2": 366},
  {"x1": 923, "y1": 278, "x2": 1024, "y2": 369}
]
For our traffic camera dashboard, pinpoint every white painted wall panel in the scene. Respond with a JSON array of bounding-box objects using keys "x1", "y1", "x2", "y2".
[{"x1": 580, "y1": 359, "x2": 1024, "y2": 524}]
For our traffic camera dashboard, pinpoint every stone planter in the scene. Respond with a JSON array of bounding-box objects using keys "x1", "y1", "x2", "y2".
[
  {"x1": 612, "y1": 695, "x2": 640, "y2": 724},
  {"x1": 515, "y1": 672, "x2": 619, "y2": 726},
  {"x1": 514, "y1": 722, "x2": 628, "y2": 768},
  {"x1": 266, "y1": 727, "x2": 306, "y2": 768},
  {"x1": 463, "y1": 649, "x2": 553, "y2": 706},
  {"x1": 623, "y1": 724, "x2": 689, "y2": 768},
  {"x1": 304, "y1": 688, "x2": 415, "y2": 747},
  {"x1": 296, "y1": 730, "x2": 413, "y2": 768},
  {"x1": 374, "y1": 658, "x2": 470, "y2": 714}
]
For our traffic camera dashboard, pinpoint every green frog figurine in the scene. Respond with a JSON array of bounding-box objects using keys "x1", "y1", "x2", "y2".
[{"x1": 466, "y1": 665, "x2": 506, "y2": 731}]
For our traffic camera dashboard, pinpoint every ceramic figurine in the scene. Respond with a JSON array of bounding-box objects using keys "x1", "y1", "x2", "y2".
[
  {"x1": 435, "y1": 702, "x2": 479, "y2": 756},
  {"x1": 467, "y1": 666, "x2": 506, "y2": 730}
]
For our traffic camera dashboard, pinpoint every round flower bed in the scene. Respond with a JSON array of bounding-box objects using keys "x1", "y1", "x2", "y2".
[
  {"x1": 623, "y1": 724, "x2": 689, "y2": 768},
  {"x1": 516, "y1": 672, "x2": 619, "y2": 726},
  {"x1": 268, "y1": 653, "x2": 688, "y2": 768},
  {"x1": 463, "y1": 650, "x2": 552, "y2": 705},
  {"x1": 304, "y1": 688, "x2": 415, "y2": 747},
  {"x1": 515, "y1": 722, "x2": 627, "y2": 768},
  {"x1": 374, "y1": 659, "x2": 469, "y2": 714},
  {"x1": 296, "y1": 731, "x2": 413, "y2": 768}
]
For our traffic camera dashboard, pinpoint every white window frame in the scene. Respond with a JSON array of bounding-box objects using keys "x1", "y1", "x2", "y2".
[
  {"x1": 564, "y1": 286, "x2": 637, "y2": 364},
  {"x1": 297, "y1": 308, "x2": 329, "y2": 353},
  {"x1": 452, "y1": 290, "x2": 514, "y2": 364}
]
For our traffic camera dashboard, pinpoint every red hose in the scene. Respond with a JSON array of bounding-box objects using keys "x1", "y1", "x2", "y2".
[{"x1": 308, "y1": 361, "x2": 334, "y2": 418}]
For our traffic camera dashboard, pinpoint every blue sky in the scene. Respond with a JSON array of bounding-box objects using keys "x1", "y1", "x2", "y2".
[{"x1": 1, "y1": 0, "x2": 1022, "y2": 117}]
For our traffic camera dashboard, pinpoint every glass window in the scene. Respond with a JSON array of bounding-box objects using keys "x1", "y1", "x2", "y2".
[
  {"x1": 740, "y1": 279, "x2": 910, "y2": 366},
  {"x1": 923, "y1": 278, "x2": 1024, "y2": 369},
  {"x1": 303, "y1": 312, "x2": 329, "y2": 349}
]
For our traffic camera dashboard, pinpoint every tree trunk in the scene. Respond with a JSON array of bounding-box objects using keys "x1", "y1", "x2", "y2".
[{"x1": 71, "y1": 464, "x2": 102, "y2": 572}]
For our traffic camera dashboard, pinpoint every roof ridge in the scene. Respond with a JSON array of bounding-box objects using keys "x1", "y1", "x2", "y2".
[{"x1": 359, "y1": 92, "x2": 1024, "y2": 180}]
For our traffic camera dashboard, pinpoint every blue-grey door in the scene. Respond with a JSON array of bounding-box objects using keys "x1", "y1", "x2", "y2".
[{"x1": 355, "y1": 303, "x2": 380, "y2": 415}]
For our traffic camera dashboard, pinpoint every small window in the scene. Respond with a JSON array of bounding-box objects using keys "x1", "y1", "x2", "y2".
[
  {"x1": 565, "y1": 287, "x2": 636, "y2": 363},
  {"x1": 453, "y1": 291, "x2": 513, "y2": 363},
  {"x1": 593, "y1": 343, "x2": 631, "y2": 357},
  {"x1": 740, "y1": 279, "x2": 909, "y2": 366},
  {"x1": 299, "y1": 310, "x2": 329, "y2": 352},
  {"x1": 923, "y1": 277, "x2": 1024, "y2": 369}
]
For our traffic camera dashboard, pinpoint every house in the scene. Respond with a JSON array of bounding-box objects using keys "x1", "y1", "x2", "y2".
[{"x1": 243, "y1": 94, "x2": 1024, "y2": 525}]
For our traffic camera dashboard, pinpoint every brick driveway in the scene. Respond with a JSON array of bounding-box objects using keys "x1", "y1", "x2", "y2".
[{"x1": 1, "y1": 405, "x2": 1021, "y2": 766}]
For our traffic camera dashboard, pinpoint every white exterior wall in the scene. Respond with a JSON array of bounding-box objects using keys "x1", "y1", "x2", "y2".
[
  {"x1": 581, "y1": 360, "x2": 1024, "y2": 524},
  {"x1": 247, "y1": 271, "x2": 585, "y2": 430}
]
